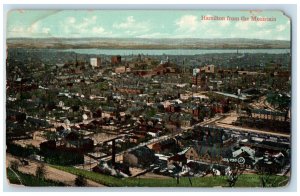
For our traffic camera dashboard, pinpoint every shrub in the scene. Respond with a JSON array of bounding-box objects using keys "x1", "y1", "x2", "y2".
[
  {"x1": 75, "y1": 175, "x2": 87, "y2": 186},
  {"x1": 35, "y1": 164, "x2": 47, "y2": 180},
  {"x1": 10, "y1": 160, "x2": 19, "y2": 171}
]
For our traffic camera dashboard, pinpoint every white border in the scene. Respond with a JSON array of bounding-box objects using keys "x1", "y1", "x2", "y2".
[{"x1": 1, "y1": 0, "x2": 299, "y2": 194}]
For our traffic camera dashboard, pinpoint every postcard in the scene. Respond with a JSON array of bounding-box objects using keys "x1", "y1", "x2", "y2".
[{"x1": 6, "y1": 10, "x2": 291, "y2": 188}]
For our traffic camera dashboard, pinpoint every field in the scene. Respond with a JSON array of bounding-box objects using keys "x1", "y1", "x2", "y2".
[{"x1": 52, "y1": 165, "x2": 289, "y2": 187}]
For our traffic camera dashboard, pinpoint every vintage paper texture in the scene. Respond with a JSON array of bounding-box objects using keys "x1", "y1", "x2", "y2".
[{"x1": 6, "y1": 10, "x2": 291, "y2": 187}]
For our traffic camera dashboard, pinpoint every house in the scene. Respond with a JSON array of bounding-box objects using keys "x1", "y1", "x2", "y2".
[
  {"x1": 125, "y1": 106, "x2": 144, "y2": 116},
  {"x1": 117, "y1": 86, "x2": 144, "y2": 95},
  {"x1": 186, "y1": 161, "x2": 211, "y2": 175},
  {"x1": 111, "y1": 55, "x2": 121, "y2": 65},
  {"x1": 194, "y1": 143, "x2": 233, "y2": 164},
  {"x1": 129, "y1": 135, "x2": 140, "y2": 144},
  {"x1": 64, "y1": 131, "x2": 94, "y2": 151},
  {"x1": 92, "y1": 108, "x2": 102, "y2": 118},
  {"x1": 7, "y1": 110, "x2": 27, "y2": 123},
  {"x1": 212, "y1": 102, "x2": 229, "y2": 114},
  {"x1": 82, "y1": 113, "x2": 88, "y2": 120},
  {"x1": 123, "y1": 146, "x2": 157, "y2": 168},
  {"x1": 166, "y1": 104, "x2": 181, "y2": 113},
  {"x1": 101, "y1": 106, "x2": 117, "y2": 118},
  {"x1": 40, "y1": 140, "x2": 56, "y2": 151},
  {"x1": 167, "y1": 154, "x2": 187, "y2": 166},
  {"x1": 179, "y1": 114, "x2": 195, "y2": 127},
  {"x1": 115, "y1": 66, "x2": 131, "y2": 74},
  {"x1": 27, "y1": 117, "x2": 50, "y2": 128},
  {"x1": 151, "y1": 138, "x2": 178, "y2": 154},
  {"x1": 200, "y1": 64, "x2": 215, "y2": 74},
  {"x1": 249, "y1": 109, "x2": 287, "y2": 122},
  {"x1": 90, "y1": 57, "x2": 101, "y2": 67},
  {"x1": 180, "y1": 146, "x2": 200, "y2": 161}
]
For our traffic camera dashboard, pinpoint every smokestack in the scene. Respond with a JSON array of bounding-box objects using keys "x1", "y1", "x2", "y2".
[{"x1": 111, "y1": 139, "x2": 116, "y2": 166}]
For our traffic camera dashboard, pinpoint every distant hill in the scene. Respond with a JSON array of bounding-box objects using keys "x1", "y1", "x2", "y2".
[{"x1": 6, "y1": 37, "x2": 290, "y2": 49}]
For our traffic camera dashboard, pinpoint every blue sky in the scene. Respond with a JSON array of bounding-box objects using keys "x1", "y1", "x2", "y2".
[{"x1": 7, "y1": 10, "x2": 290, "y2": 40}]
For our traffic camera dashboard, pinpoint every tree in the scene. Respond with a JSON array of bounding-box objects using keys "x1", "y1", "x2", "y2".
[
  {"x1": 227, "y1": 165, "x2": 245, "y2": 187},
  {"x1": 10, "y1": 160, "x2": 19, "y2": 171},
  {"x1": 75, "y1": 175, "x2": 87, "y2": 186},
  {"x1": 256, "y1": 162, "x2": 281, "y2": 187},
  {"x1": 35, "y1": 164, "x2": 47, "y2": 180}
]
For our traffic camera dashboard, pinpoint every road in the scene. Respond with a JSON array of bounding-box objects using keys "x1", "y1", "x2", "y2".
[
  {"x1": 100, "y1": 115, "x2": 224, "y2": 162},
  {"x1": 6, "y1": 154, "x2": 105, "y2": 187}
]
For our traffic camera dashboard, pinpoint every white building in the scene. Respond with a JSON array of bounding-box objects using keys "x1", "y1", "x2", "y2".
[{"x1": 90, "y1": 57, "x2": 101, "y2": 67}]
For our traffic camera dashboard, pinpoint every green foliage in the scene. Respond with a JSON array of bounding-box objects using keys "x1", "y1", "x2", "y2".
[
  {"x1": 10, "y1": 160, "x2": 20, "y2": 171},
  {"x1": 145, "y1": 108, "x2": 156, "y2": 118},
  {"x1": 6, "y1": 168, "x2": 65, "y2": 186},
  {"x1": 267, "y1": 92, "x2": 290, "y2": 110},
  {"x1": 42, "y1": 149, "x2": 84, "y2": 166},
  {"x1": 75, "y1": 175, "x2": 87, "y2": 186},
  {"x1": 7, "y1": 143, "x2": 83, "y2": 166},
  {"x1": 35, "y1": 164, "x2": 46, "y2": 180},
  {"x1": 94, "y1": 82, "x2": 109, "y2": 91},
  {"x1": 43, "y1": 131, "x2": 57, "y2": 140},
  {"x1": 52, "y1": 165, "x2": 289, "y2": 187},
  {"x1": 6, "y1": 143, "x2": 39, "y2": 158}
]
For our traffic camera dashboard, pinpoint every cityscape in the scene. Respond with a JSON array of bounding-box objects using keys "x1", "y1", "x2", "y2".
[{"x1": 6, "y1": 10, "x2": 291, "y2": 187}]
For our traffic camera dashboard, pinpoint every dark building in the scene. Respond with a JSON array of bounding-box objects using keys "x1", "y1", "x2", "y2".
[
  {"x1": 123, "y1": 146, "x2": 157, "y2": 168},
  {"x1": 111, "y1": 55, "x2": 122, "y2": 65},
  {"x1": 64, "y1": 132, "x2": 94, "y2": 151}
]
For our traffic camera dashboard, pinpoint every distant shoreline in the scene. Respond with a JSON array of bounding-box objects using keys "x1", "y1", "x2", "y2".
[
  {"x1": 7, "y1": 48, "x2": 290, "y2": 56},
  {"x1": 7, "y1": 45, "x2": 290, "y2": 50},
  {"x1": 6, "y1": 38, "x2": 290, "y2": 50}
]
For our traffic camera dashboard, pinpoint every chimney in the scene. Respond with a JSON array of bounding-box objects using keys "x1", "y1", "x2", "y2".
[{"x1": 111, "y1": 139, "x2": 116, "y2": 166}]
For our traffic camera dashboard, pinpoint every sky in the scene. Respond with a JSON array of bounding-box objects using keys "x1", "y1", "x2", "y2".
[{"x1": 7, "y1": 10, "x2": 290, "y2": 40}]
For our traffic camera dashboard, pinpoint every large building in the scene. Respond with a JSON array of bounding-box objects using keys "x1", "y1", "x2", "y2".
[
  {"x1": 90, "y1": 57, "x2": 101, "y2": 67},
  {"x1": 201, "y1": 64, "x2": 215, "y2": 74},
  {"x1": 111, "y1": 55, "x2": 122, "y2": 65}
]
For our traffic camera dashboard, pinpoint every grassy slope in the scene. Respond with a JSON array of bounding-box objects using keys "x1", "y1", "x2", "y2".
[
  {"x1": 6, "y1": 168, "x2": 66, "y2": 187},
  {"x1": 52, "y1": 165, "x2": 289, "y2": 187}
]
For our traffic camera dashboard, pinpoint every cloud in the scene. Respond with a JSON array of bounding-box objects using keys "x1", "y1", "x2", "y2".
[
  {"x1": 136, "y1": 32, "x2": 170, "y2": 38},
  {"x1": 42, "y1": 27, "x2": 50, "y2": 34},
  {"x1": 113, "y1": 16, "x2": 150, "y2": 35},
  {"x1": 253, "y1": 29, "x2": 272, "y2": 39},
  {"x1": 256, "y1": 21, "x2": 267, "y2": 27},
  {"x1": 9, "y1": 26, "x2": 25, "y2": 34},
  {"x1": 175, "y1": 14, "x2": 226, "y2": 35},
  {"x1": 113, "y1": 16, "x2": 135, "y2": 29},
  {"x1": 8, "y1": 14, "x2": 110, "y2": 38},
  {"x1": 175, "y1": 15, "x2": 198, "y2": 32},
  {"x1": 219, "y1": 20, "x2": 230, "y2": 27},
  {"x1": 66, "y1": 17, "x2": 76, "y2": 24},
  {"x1": 60, "y1": 15, "x2": 111, "y2": 37},
  {"x1": 8, "y1": 22, "x2": 51, "y2": 37},
  {"x1": 77, "y1": 16, "x2": 97, "y2": 29},
  {"x1": 235, "y1": 21, "x2": 251, "y2": 30},
  {"x1": 27, "y1": 23, "x2": 39, "y2": 33},
  {"x1": 92, "y1": 27, "x2": 105, "y2": 34},
  {"x1": 276, "y1": 24, "x2": 286, "y2": 32},
  {"x1": 7, "y1": 11, "x2": 290, "y2": 40}
]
